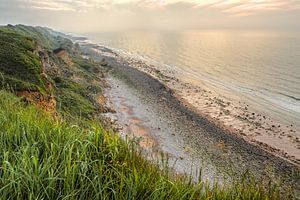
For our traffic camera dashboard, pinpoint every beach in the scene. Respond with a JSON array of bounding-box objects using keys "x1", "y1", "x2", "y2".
[
  {"x1": 2, "y1": 0, "x2": 300, "y2": 198},
  {"x1": 74, "y1": 38, "x2": 299, "y2": 190}
]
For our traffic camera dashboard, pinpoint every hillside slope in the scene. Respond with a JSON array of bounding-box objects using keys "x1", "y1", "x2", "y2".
[
  {"x1": 0, "y1": 25, "x2": 104, "y2": 118},
  {"x1": 0, "y1": 28, "x2": 47, "y2": 91},
  {"x1": 0, "y1": 25, "x2": 289, "y2": 199}
]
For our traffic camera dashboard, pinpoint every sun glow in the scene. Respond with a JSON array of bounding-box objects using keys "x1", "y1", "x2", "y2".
[{"x1": 1, "y1": 0, "x2": 299, "y2": 32}]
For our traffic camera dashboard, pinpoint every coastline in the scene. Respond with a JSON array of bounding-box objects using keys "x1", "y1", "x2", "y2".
[
  {"x1": 123, "y1": 57, "x2": 300, "y2": 166},
  {"x1": 83, "y1": 41, "x2": 300, "y2": 166},
  {"x1": 2, "y1": 24, "x2": 299, "y2": 199},
  {"x1": 75, "y1": 38, "x2": 299, "y2": 186}
]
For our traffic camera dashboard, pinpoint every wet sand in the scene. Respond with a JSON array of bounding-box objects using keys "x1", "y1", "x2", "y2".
[
  {"x1": 76, "y1": 40, "x2": 300, "y2": 193},
  {"x1": 104, "y1": 57, "x2": 299, "y2": 190},
  {"x1": 104, "y1": 76, "x2": 220, "y2": 182},
  {"x1": 86, "y1": 43, "x2": 300, "y2": 165},
  {"x1": 122, "y1": 57, "x2": 300, "y2": 165}
]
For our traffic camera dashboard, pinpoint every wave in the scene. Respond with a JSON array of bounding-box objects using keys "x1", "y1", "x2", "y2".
[
  {"x1": 73, "y1": 34, "x2": 300, "y2": 128},
  {"x1": 279, "y1": 92, "x2": 300, "y2": 101}
]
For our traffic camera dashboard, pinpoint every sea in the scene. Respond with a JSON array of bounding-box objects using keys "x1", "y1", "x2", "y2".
[{"x1": 84, "y1": 29, "x2": 300, "y2": 131}]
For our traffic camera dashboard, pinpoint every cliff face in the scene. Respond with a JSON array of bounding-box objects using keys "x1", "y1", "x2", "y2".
[
  {"x1": 17, "y1": 90, "x2": 57, "y2": 118},
  {"x1": 53, "y1": 48, "x2": 73, "y2": 66},
  {"x1": 0, "y1": 27, "x2": 56, "y2": 117},
  {"x1": 0, "y1": 25, "x2": 108, "y2": 119}
]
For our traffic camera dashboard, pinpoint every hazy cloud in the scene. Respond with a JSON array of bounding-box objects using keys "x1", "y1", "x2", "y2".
[
  {"x1": 0, "y1": 0, "x2": 299, "y2": 32},
  {"x1": 8, "y1": 0, "x2": 300, "y2": 13}
]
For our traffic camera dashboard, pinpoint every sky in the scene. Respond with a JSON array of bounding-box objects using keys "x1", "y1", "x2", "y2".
[{"x1": 0, "y1": 0, "x2": 300, "y2": 33}]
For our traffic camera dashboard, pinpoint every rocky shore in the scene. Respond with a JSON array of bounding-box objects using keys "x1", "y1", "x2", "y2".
[
  {"x1": 76, "y1": 39, "x2": 299, "y2": 191},
  {"x1": 87, "y1": 42, "x2": 299, "y2": 164}
]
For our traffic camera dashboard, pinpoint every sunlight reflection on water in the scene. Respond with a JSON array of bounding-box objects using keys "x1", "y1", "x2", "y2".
[{"x1": 87, "y1": 29, "x2": 300, "y2": 130}]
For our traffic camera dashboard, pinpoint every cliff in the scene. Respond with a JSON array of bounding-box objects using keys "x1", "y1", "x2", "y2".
[
  {"x1": 0, "y1": 25, "x2": 107, "y2": 118},
  {"x1": 0, "y1": 24, "x2": 288, "y2": 199}
]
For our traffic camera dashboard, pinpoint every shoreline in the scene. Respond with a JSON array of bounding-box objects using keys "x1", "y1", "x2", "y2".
[
  {"x1": 76, "y1": 38, "x2": 299, "y2": 185},
  {"x1": 2, "y1": 24, "x2": 299, "y2": 199},
  {"x1": 84, "y1": 42, "x2": 300, "y2": 166},
  {"x1": 101, "y1": 52, "x2": 299, "y2": 187},
  {"x1": 121, "y1": 57, "x2": 300, "y2": 165}
]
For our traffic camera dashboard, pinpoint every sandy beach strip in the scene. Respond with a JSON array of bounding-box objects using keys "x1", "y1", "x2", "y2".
[
  {"x1": 84, "y1": 43, "x2": 300, "y2": 166},
  {"x1": 76, "y1": 39, "x2": 300, "y2": 188}
]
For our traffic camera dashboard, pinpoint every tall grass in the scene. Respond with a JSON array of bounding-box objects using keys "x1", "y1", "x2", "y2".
[{"x1": 0, "y1": 90, "x2": 285, "y2": 199}]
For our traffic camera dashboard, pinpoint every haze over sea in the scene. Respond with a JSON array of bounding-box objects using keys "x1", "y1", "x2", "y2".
[{"x1": 86, "y1": 30, "x2": 300, "y2": 131}]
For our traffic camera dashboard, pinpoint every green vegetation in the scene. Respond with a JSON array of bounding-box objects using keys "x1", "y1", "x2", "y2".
[
  {"x1": 0, "y1": 28, "x2": 47, "y2": 91},
  {"x1": 2, "y1": 24, "x2": 73, "y2": 52},
  {"x1": 53, "y1": 57, "x2": 101, "y2": 117},
  {"x1": 0, "y1": 25, "x2": 292, "y2": 199},
  {"x1": 0, "y1": 91, "x2": 284, "y2": 199},
  {"x1": 57, "y1": 88, "x2": 96, "y2": 117},
  {"x1": 0, "y1": 25, "x2": 99, "y2": 117}
]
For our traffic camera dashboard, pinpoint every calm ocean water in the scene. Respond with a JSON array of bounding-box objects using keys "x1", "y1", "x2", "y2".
[{"x1": 86, "y1": 30, "x2": 300, "y2": 130}]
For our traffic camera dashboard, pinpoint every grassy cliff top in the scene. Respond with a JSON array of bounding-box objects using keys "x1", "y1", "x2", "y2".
[
  {"x1": 0, "y1": 25, "x2": 102, "y2": 117},
  {"x1": 0, "y1": 28, "x2": 47, "y2": 91},
  {"x1": 2, "y1": 24, "x2": 73, "y2": 51}
]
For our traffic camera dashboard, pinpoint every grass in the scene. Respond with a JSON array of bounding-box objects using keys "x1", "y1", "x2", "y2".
[
  {"x1": 57, "y1": 88, "x2": 96, "y2": 117},
  {"x1": 53, "y1": 73, "x2": 97, "y2": 117},
  {"x1": 52, "y1": 52, "x2": 105, "y2": 118},
  {"x1": 73, "y1": 57, "x2": 101, "y2": 74},
  {"x1": 0, "y1": 24, "x2": 292, "y2": 199},
  {"x1": 2, "y1": 24, "x2": 73, "y2": 52},
  {"x1": 0, "y1": 28, "x2": 47, "y2": 92},
  {"x1": 0, "y1": 25, "x2": 97, "y2": 117},
  {"x1": 0, "y1": 90, "x2": 286, "y2": 200}
]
